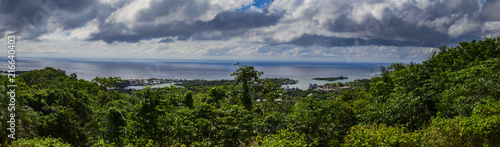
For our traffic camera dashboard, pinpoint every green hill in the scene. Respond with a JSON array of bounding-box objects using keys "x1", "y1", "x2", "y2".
[{"x1": 1, "y1": 37, "x2": 499, "y2": 146}]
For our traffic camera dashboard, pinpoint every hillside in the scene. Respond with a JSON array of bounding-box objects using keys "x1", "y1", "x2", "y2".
[{"x1": 1, "y1": 37, "x2": 499, "y2": 146}]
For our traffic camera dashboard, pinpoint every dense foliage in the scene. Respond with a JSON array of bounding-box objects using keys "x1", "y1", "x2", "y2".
[
  {"x1": 10, "y1": 137, "x2": 71, "y2": 147},
  {"x1": 1, "y1": 37, "x2": 499, "y2": 146}
]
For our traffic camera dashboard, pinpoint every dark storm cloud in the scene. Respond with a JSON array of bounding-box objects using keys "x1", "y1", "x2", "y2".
[
  {"x1": 313, "y1": 0, "x2": 485, "y2": 47},
  {"x1": 326, "y1": 14, "x2": 466, "y2": 47},
  {"x1": 289, "y1": 34, "x2": 481, "y2": 48},
  {"x1": 90, "y1": 11, "x2": 282, "y2": 43},
  {"x1": 289, "y1": 34, "x2": 438, "y2": 47},
  {"x1": 0, "y1": 0, "x2": 98, "y2": 38},
  {"x1": 159, "y1": 38, "x2": 174, "y2": 43},
  {"x1": 1, "y1": 0, "x2": 499, "y2": 49},
  {"x1": 481, "y1": 0, "x2": 500, "y2": 21}
]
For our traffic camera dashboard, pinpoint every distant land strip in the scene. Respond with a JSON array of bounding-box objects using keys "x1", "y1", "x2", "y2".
[{"x1": 312, "y1": 76, "x2": 348, "y2": 81}]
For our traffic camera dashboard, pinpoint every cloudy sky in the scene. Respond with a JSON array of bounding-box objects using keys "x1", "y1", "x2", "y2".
[{"x1": 1, "y1": 0, "x2": 499, "y2": 62}]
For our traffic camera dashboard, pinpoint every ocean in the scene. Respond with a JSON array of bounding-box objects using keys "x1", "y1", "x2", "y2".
[{"x1": 9, "y1": 57, "x2": 391, "y2": 89}]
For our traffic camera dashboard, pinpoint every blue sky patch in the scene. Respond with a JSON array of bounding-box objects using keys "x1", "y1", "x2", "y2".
[{"x1": 237, "y1": 0, "x2": 273, "y2": 11}]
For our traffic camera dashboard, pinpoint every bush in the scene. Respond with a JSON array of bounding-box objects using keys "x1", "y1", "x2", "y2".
[
  {"x1": 343, "y1": 124, "x2": 422, "y2": 147},
  {"x1": 11, "y1": 137, "x2": 72, "y2": 147},
  {"x1": 287, "y1": 98, "x2": 357, "y2": 146},
  {"x1": 250, "y1": 129, "x2": 309, "y2": 147},
  {"x1": 424, "y1": 100, "x2": 500, "y2": 146},
  {"x1": 424, "y1": 115, "x2": 500, "y2": 146},
  {"x1": 344, "y1": 111, "x2": 500, "y2": 146}
]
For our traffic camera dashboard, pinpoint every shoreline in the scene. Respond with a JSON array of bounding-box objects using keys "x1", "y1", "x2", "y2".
[{"x1": 122, "y1": 77, "x2": 375, "y2": 90}]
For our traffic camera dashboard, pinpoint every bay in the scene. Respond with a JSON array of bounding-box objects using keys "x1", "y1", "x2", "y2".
[{"x1": 11, "y1": 57, "x2": 391, "y2": 89}]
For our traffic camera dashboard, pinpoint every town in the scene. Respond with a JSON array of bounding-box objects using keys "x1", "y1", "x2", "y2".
[
  {"x1": 305, "y1": 78, "x2": 372, "y2": 91},
  {"x1": 123, "y1": 77, "x2": 299, "y2": 87},
  {"x1": 123, "y1": 77, "x2": 371, "y2": 92}
]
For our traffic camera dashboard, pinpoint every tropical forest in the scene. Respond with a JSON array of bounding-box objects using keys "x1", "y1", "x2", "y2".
[{"x1": 1, "y1": 37, "x2": 500, "y2": 146}]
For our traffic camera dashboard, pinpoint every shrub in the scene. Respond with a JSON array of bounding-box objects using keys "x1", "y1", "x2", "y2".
[
  {"x1": 343, "y1": 124, "x2": 421, "y2": 147},
  {"x1": 424, "y1": 102, "x2": 500, "y2": 146},
  {"x1": 250, "y1": 129, "x2": 309, "y2": 147},
  {"x1": 344, "y1": 112, "x2": 500, "y2": 146},
  {"x1": 11, "y1": 137, "x2": 71, "y2": 147}
]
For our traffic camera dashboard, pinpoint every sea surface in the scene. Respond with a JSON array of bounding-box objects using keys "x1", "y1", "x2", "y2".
[{"x1": 8, "y1": 58, "x2": 391, "y2": 90}]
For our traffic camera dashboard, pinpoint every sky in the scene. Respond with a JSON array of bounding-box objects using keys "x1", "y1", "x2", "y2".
[{"x1": 1, "y1": 0, "x2": 499, "y2": 63}]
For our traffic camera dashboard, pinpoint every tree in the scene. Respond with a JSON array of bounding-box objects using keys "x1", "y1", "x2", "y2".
[
  {"x1": 38, "y1": 106, "x2": 86, "y2": 146},
  {"x1": 287, "y1": 98, "x2": 357, "y2": 146},
  {"x1": 231, "y1": 62, "x2": 263, "y2": 110},
  {"x1": 105, "y1": 108, "x2": 127, "y2": 145},
  {"x1": 92, "y1": 76, "x2": 124, "y2": 91},
  {"x1": 184, "y1": 91, "x2": 194, "y2": 108},
  {"x1": 131, "y1": 87, "x2": 162, "y2": 143},
  {"x1": 258, "y1": 80, "x2": 282, "y2": 111}
]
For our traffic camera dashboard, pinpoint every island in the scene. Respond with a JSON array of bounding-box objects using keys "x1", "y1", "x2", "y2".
[{"x1": 312, "y1": 76, "x2": 348, "y2": 81}]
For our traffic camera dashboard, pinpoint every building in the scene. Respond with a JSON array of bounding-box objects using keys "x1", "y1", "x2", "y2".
[
  {"x1": 309, "y1": 83, "x2": 318, "y2": 89},
  {"x1": 339, "y1": 86, "x2": 352, "y2": 89}
]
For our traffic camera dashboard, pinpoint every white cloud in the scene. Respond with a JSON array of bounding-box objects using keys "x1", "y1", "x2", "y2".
[
  {"x1": 68, "y1": 19, "x2": 100, "y2": 40},
  {"x1": 105, "y1": 0, "x2": 150, "y2": 26},
  {"x1": 37, "y1": 18, "x2": 100, "y2": 41},
  {"x1": 448, "y1": 15, "x2": 481, "y2": 38},
  {"x1": 105, "y1": 0, "x2": 253, "y2": 28},
  {"x1": 481, "y1": 21, "x2": 500, "y2": 38},
  {"x1": 17, "y1": 36, "x2": 435, "y2": 63},
  {"x1": 241, "y1": 0, "x2": 486, "y2": 43},
  {"x1": 4, "y1": 0, "x2": 498, "y2": 63}
]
